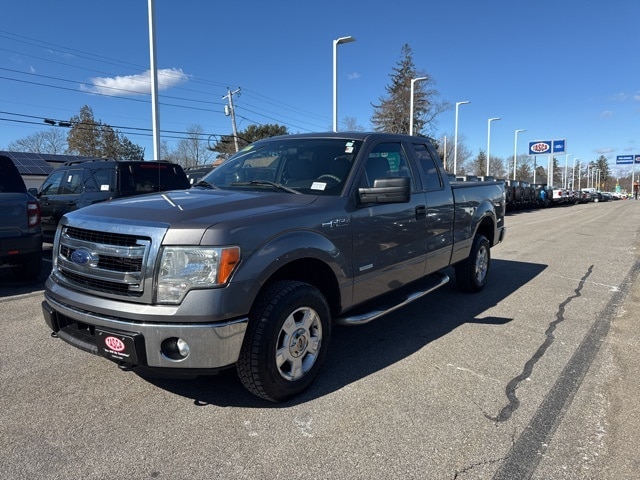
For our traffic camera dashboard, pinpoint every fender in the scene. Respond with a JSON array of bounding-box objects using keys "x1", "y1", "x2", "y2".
[{"x1": 231, "y1": 229, "x2": 353, "y2": 308}]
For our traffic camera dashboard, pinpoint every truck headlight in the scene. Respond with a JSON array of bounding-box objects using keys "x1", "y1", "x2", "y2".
[{"x1": 157, "y1": 246, "x2": 240, "y2": 304}]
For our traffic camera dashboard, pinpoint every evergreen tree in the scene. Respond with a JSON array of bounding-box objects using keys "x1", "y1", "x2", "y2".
[
  {"x1": 66, "y1": 105, "x2": 144, "y2": 160},
  {"x1": 212, "y1": 124, "x2": 289, "y2": 157},
  {"x1": 371, "y1": 44, "x2": 448, "y2": 136}
]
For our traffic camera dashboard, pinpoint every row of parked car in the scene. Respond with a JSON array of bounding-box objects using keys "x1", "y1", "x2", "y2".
[
  {"x1": 502, "y1": 179, "x2": 622, "y2": 211},
  {"x1": 453, "y1": 176, "x2": 625, "y2": 211}
]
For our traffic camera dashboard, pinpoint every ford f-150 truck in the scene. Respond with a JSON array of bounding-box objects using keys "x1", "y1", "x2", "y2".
[{"x1": 43, "y1": 132, "x2": 506, "y2": 401}]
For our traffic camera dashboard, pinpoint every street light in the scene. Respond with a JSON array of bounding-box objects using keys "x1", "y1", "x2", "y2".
[
  {"x1": 409, "y1": 77, "x2": 428, "y2": 136},
  {"x1": 453, "y1": 100, "x2": 470, "y2": 175},
  {"x1": 513, "y1": 129, "x2": 526, "y2": 180},
  {"x1": 486, "y1": 117, "x2": 500, "y2": 176},
  {"x1": 564, "y1": 154, "x2": 574, "y2": 189},
  {"x1": 332, "y1": 35, "x2": 356, "y2": 132}
]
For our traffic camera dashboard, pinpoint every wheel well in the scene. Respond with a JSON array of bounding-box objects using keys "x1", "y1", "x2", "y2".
[
  {"x1": 476, "y1": 216, "x2": 495, "y2": 245},
  {"x1": 261, "y1": 258, "x2": 341, "y2": 316}
]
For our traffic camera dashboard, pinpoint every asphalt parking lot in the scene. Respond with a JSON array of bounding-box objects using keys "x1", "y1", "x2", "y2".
[{"x1": 1, "y1": 201, "x2": 640, "y2": 479}]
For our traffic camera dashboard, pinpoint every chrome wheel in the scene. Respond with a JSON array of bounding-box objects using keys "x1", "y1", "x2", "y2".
[
  {"x1": 275, "y1": 307, "x2": 322, "y2": 381},
  {"x1": 474, "y1": 243, "x2": 489, "y2": 285}
]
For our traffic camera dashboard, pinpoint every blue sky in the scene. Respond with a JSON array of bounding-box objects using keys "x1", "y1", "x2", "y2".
[{"x1": 1, "y1": 0, "x2": 638, "y2": 175}]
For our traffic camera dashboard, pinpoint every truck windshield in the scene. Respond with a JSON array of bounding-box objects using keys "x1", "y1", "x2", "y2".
[{"x1": 200, "y1": 138, "x2": 362, "y2": 195}]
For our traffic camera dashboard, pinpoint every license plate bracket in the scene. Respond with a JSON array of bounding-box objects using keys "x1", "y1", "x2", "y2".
[{"x1": 96, "y1": 328, "x2": 145, "y2": 365}]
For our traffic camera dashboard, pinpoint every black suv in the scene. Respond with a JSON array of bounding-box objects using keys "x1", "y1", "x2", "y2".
[
  {"x1": 38, "y1": 159, "x2": 190, "y2": 240},
  {"x1": 0, "y1": 155, "x2": 43, "y2": 280}
]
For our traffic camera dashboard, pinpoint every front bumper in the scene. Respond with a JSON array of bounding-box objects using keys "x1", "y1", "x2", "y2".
[{"x1": 43, "y1": 293, "x2": 248, "y2": 370}]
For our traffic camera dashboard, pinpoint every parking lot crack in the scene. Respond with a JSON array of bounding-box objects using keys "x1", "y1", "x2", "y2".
[{"x1": 486, "y1": 265, "x2": 593, "y2": 423}]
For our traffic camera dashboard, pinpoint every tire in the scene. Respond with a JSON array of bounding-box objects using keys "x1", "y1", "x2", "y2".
[
  {"x1": 455, "y1": 234, "x2": 490, "y2": 293},
  {"x1": 237, "y1": 280, "x2": 331, "y2": 402},
  {"x1": 12, "y1": 253, "x2": 42, "y2": 281}
]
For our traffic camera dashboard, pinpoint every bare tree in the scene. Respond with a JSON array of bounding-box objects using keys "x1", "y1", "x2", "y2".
[
  {"x1": 7, "y1": 128, "x2": 67, "y2": 153},
  {"x1": 174, "y1": 125, "x2": 213, "y2": 167},
  {"x1": 342, "y1": 116, "x2": 365, "y2": 132}
]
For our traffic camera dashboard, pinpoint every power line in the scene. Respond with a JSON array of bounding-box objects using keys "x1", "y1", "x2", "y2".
[{"x1": 1, "y1": 29, "x2": 332, "y2": 131}]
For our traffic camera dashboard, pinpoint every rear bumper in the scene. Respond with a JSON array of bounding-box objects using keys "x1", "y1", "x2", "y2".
[
  {"x1": 0, "y1": 233, "x2": 42, "y2": 263},
  {"x1": 42, "y1": 293, "x2": 248, "y2": 370}
]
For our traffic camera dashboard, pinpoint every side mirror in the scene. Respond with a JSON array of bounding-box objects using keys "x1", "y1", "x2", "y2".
[
  {"x1": 358, "y1": 176, "x2": 411, "y2": 204},
  {"x1": 28, "y1": 188, "x2": 39, "y2": 196}
]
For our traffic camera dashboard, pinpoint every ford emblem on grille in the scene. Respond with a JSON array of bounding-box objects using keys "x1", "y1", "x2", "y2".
[{"x1": 70, "y1": 249, "x2": 92, "y2": 265}]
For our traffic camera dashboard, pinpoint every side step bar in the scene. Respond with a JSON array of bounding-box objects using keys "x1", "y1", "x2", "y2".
[{"x1": 335, "y1": 272, "x2": 450, "y2": 326}]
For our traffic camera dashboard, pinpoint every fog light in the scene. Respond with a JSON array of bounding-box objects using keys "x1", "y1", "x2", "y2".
[
  {"x1": 161, "y1": 337, "x2": 190, "y2": 360},
  {"x1": 176, "y1": 338, "x2": 190, "y2": 357}
]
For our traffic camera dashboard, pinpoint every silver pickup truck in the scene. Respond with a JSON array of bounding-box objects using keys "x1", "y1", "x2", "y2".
[{"x1": 43, "y1": 132, "x2": 506, "y2": 401}]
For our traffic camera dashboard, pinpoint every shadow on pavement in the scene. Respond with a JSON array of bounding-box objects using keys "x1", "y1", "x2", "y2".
[{"x1": 143, "y1": 258, "x2": 547, "y2": 407}]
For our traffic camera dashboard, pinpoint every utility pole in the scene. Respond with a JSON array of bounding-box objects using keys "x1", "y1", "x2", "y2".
[{"x1": 223, "y1": 87, "x2": 241, "y2": 152}]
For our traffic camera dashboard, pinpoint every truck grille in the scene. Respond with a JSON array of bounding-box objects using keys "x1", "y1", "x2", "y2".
[{"x1": 56, "y1": 226, "x2": 153, "y2": 298}]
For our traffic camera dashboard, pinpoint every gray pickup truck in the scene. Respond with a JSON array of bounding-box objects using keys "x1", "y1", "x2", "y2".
[{"x1": 43, "y1": 132, "x2": 506, "y2": 401}]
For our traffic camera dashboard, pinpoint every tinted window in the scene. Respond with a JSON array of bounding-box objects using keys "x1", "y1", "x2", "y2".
[
  {"x1": 0, "y1": 156, "x2": 27, "y2": 193},
  {"x1": 61, "y1": 169, "x2": 84, "y2": 194},
  {"x1": 412, "y1": 143, "x2": 443, "y2": 191},
  {"x1": 119, "y1": 163, "x2": 189, "y2": 194},
  {"x1": 89, "y1": 167, "x2": 116, "y2": 192},
  {"x1": 40, "y1": 170, "x2": 66, "y2": 195}
]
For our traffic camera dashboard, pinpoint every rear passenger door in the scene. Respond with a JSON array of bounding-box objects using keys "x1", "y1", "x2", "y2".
[
  {"x1": 350, "y1": 141, "x2": 428, "y2": 304},
  {"x1": 410, "y1": 142, "x2": 455, "y2": 272}
]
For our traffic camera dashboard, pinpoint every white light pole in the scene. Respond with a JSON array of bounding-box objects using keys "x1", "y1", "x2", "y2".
[
  {"x1": 443, "y1": 135, "x2": 447, "y2": 171},
  {"x1": 564, "y1": 154, "x2": 573, "y2": 189},
  {"x1": 148, "y1": 0, "x2": 160, "y2": 160},
  {"x1": 332, "y1": 36, "x2": 355, "y2": 133},
  {"x1": 486, "y1": 117, "x2": 500, "y2": 176},
  {"x1": 453, "y1": 100, "x2": 470, "y2": 175},
  {"x1": 513, "y1": 129, "x2": 526, "y2": 180},
  {"x1": 576, "y1": 160, "x2": 581, "y2": 190},
  {"x1": 409, "y1": 77, "x2": 428, "y2": 136}
]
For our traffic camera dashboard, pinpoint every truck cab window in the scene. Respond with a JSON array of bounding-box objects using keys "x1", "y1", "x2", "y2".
[
  {"x1": 363, "y1": 142, "x2": 414, "y2": 189},
  {"x1": 412, "y1": 143, "x2": 443, "y2": 191}
]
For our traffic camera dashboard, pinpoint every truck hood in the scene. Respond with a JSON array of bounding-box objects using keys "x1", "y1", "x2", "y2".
[{"x1": 66, "y1": 189, "x2": 317, "y2": 232}]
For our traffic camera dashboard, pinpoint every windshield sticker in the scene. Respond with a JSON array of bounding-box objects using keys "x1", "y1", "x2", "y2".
[
  {"x1": 345, "y1": 141, "x2": 355, "y2": 154},
  {"x1": 311, "y1": 182, "x2": 327, "y2": 191},
  {"x1": 100, "y1": 185, "x2": 110, "y2": 191}
]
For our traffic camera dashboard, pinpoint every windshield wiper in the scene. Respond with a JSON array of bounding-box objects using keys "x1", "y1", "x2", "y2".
[
  {"x1": 230, "y1": 180, "x2": 301, "y2": 194},
  {"x1": 193, "y1": 180, "x2": 218, "y2": 189}
]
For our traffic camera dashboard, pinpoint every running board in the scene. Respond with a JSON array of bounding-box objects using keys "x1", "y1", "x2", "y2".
[{"x1": 335, "y1": 272, "x2": 450, "y2": 326}]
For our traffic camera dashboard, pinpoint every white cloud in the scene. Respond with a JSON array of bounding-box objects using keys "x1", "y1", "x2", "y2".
[
  {"x1": 347, "y1": 72, "x2": 361, "y2": 80},
  {"x1": 600, "y1": 110, "x2": 614, "y2": 118},
  {"x1": 81, "y1": 68, "x2": 189, "y2": 96}
]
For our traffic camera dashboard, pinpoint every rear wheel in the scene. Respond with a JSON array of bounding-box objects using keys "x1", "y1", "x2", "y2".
[
  {"x1": 455, "y1": 234, "x2": 490, "y2": 292},
  {"x1": 237, "y1": 280, "x2": 331, "y2": 402}
]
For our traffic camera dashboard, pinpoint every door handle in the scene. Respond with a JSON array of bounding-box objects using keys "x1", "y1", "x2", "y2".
[{"x1": 415, "y1": 205, "x2": 426, "y2": 219}]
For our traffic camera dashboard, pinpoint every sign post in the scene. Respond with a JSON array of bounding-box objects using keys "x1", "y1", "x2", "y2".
[
  {"x1": 616, "y1": 155, "x2": 639, "y2": 197},
  {"x1": 529, "y1": 139, "x2": 565, "y2": 186}
]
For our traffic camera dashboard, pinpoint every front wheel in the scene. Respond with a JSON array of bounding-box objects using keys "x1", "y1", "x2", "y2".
[
  {"x1": 455, "y1": 234, "x2": 490, "y2": 293},
  {"x1": 237, "y1": 280, "x2": 331, "y2": 402}
]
